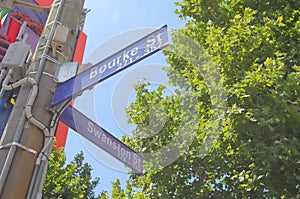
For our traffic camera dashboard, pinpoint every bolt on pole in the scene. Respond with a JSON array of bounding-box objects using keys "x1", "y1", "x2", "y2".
[{"x1": 0, "y1": 0, "x2": 85, "y2": 198}]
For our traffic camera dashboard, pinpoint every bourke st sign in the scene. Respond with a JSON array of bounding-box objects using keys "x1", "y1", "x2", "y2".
[{"x1": 52, "y1": 25, "x2": 168, "y2": 106}]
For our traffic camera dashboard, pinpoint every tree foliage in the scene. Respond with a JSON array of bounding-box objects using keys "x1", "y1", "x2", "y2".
[
  {"x1": 111, "y1": 0, "x2": 300, "y2": 198},
  {"x1": 42, "y1": 142, "x2": 100, "y2": 199}
]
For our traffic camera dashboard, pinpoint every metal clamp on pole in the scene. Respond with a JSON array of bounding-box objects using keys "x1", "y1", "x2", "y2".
[
  {"x1": 0, "y1": 142, "x2": 38, "y2": 156},
  {"x1": 36, "y1": 54, "x2": 60, "y2": 64}
]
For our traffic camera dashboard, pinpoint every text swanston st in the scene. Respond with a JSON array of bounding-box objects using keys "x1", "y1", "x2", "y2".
[{"x1": 87, "y1": 121, "x2": 143, "y2": 172}]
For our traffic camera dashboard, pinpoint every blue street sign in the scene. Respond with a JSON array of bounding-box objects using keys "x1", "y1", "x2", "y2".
[
  {"x1": 59, "y1": 105, "x2": 143, "y2": 174},
  {"x1": 52, "y1": 25, "x2": 168, "y2": 106}
]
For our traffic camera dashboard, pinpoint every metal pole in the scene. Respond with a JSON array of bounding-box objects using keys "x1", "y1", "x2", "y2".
[{"x1": 0, "y1": 0, "x2": 85, "y2": 198}]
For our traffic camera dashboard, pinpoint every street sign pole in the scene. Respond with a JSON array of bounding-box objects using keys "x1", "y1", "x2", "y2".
[{"x1": 0, "y1": 0, "x2": 85, "y2": 198}]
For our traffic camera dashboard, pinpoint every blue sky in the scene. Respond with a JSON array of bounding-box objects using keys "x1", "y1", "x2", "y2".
[{"x1": 64, "y1": 0, "x2": 185, "y2": 195}]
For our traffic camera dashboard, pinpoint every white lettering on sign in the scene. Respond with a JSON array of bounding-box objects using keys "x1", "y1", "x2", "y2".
[
  {"x1": 88, "y1": 33, "x2": 164, "y2": 81},
  {"x1": 87, "y1": 121, "x2": 142, "y2": 170},
  {"x1": 145, "y1": 33, "x2": 163, "y2": 54},
  {"x1": 89, "y1": 67, "x2": 98, "y2": 79},
  {"x1": 88, "y1": 47, "x2": 140, "y2": 80}
]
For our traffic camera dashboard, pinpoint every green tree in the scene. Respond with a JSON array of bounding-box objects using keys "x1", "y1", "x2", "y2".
[
  {"x1": 99, "y1": 191, "x2": 109, "y2": 199},
  {"x1": 111, "y1": 179, "x2": 125, "y2": 199},
  {"x1": 42, "y1": 142, "x2": 100, "y2": 199},
  {"x1": 113, "y1": 0, "x2": 300, "y2": 198}
]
